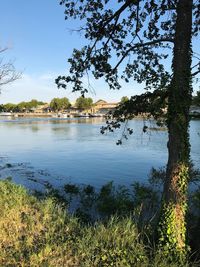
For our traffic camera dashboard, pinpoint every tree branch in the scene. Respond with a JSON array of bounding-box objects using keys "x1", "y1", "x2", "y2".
[
  {"x1": 192, "y1": 70, "x2": 200, "y2": 77},
  {"x1": 113, "y1": 38, "x2": 174, "y2": 71},
  {"x1": 0, "y1": 60, "x2": 21, "y2": 88},
  {"x1": 192, "y1": 62, "x2": 200, "y2": 77},
  {"x1": 100, "y1": 0, "x2": 139, "y2": 29},
  {"x1": 104, "y1": 14, "x2": 121, "y2": 47},
  {"x1": 0, "y1": 47, "x2": 8, "y2": 54}
]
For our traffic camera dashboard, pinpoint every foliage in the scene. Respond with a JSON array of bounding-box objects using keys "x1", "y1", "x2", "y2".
[
  {"x1": 0, "y1": 99, "x2": 47, "y2": 112},
  {"x1": 76, "y1": 217, "x2": 148, "y2": 267},
  {"x1": 62, "y1": 180, "x2": 161, "y2": 224},
  {"x1": 120, "y1": 96, "x2": 129, "y2": 104},
  {"x1": 0, "y1": 102, "x2": 17, "y2": 112},
  {"x1": 0, "y1": 179, "x2": 79, "y2": 266},
  {"x1": 96, "y1": 182, "x2": 133, "y2": 217},
  {"x1": 75, "y1": 96, "x2": 93, "y2": 110},
  {"x1": 50, "y1": 97, "x2": 71, "y2": 111},
  {"x1": 2, "y1": 179, "x2": 200, "y2": 266},
  {"x1": 56, "y1": 0, "x2": 199, "y2": 96}
]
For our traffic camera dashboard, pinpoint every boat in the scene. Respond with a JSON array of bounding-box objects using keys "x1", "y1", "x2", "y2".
[
  {"x1": 52, "y1": 113, "x2": 69, "y2": 118},
  {"x1": 0, "y1": 112, "x2": 12, "y2": 116},
  {"x1": 58, "y1": 113, "x2": 69, "y2": 118},
  {"x1": 76, "y1": 113, "x2": 90, "y2": 118},
  {"x1": 89, "y1": 113, "x2": 104, "y2": 118}
]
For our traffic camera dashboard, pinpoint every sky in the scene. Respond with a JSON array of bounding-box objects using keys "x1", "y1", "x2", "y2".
[{"x1": 0, "y1": 1, "x2": 199, "y2": 104}]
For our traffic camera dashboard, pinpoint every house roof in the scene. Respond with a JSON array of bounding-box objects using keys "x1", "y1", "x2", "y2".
[{"x1": 94, "y1": 99, "x2": 107, "y2": 105}]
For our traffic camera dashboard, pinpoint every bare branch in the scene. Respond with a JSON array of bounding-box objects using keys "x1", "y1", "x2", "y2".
[
  {"x1": 0, "y1": 48, "x2": 21, "y2": 90},
  {"x1": 192, "y1": 70, "x2": 200, "y2": 77},
  {"x1": 0, "y1": 47, "x2": 9, "y2": 54},
  {"x1": 191, "y1": 62, "x2": 200, "y2": 77}
]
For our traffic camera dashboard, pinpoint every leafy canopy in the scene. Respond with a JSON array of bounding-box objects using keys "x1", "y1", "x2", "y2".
[
  {"x1": 120, "y1": 96, "x2": 129, "y2": 104},
  {"x1": 56, "y1": 0, "x2": 199, "y2": 140},
  {"x1": 56, "y1": 0, "x2": 199, "y2": 98},
  {"x1": 0, "y1": 99, "x2": 47, "y2": 112},
  {"x1": 50, "y1": 97, "x2": 71, "y2": 111},
  {"x1": 75, "y1": 96, "x2": 93, "y2": 109}
]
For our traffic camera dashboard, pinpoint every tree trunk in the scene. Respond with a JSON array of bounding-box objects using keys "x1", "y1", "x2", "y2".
[{"x1": 158, "y1": 0, "x2": 193, "y2": 261}]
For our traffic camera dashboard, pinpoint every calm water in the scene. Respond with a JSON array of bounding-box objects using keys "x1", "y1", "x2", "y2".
[{"x1": 0, "y1": 117, "x2": 199, "y2": 190}]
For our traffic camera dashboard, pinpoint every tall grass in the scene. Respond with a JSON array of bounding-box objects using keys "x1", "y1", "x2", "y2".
[
  {"x1": 0, "y1": 179, "x2": 199, "y2": 266},
  {"x1": 0, "y1": 179, "x2": 79, "y2": 266}
]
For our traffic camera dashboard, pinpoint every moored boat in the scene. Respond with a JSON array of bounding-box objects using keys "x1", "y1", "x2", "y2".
[{"x1": 0, "y1": 112, "x2": 12, "y2": 116}]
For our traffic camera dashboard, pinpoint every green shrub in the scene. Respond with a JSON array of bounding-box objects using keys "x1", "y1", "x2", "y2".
[{"x1": 76, "y1": 216, "x2": 148, "y2": 267}]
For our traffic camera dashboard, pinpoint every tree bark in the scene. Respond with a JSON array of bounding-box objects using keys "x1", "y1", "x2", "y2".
[{"x1": 158, "y1": 0, "x2": 193, "y2": 260}]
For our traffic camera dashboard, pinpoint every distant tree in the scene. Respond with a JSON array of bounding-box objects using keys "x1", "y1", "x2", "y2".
[
  {"x1": 0, "y1": 46, "x2": 21, "y2": 93},
  {"x1": 50, "y1": 97, "x2": 71, "y2": 111},
  {"x1": 29, "y1": 99, "x2": 39, "y2": 108},
  {"x1": 26, "y1": 99, "x2": 46, "y2": 109},
  {"x1": 1, "y1": 103, "x2": 16, "y2": 112},
  {"x1": 37, "y1": 100, "x2": 47, "y2": 105},
  {"x1": 75, "y1": 97, "x2": 93, "y2": 110},
  {"x1": 57, "y1": 0, "x2": 200, "y2": 260},
  {"x1": 1, "y1": 100, "x2": 48, "y2": 113},
  {"x1": 120, "y1": 96, "x2": 129, "y2": 104},
  {"x1": 61, "y1": 97, "x2": 71, "y2": 109},
  {"x1": 16, "y1": 102, "x2": 27, "y2": 112},
  {"x1": 192, "y1": 91, "x2": 200, "y2": 106}
]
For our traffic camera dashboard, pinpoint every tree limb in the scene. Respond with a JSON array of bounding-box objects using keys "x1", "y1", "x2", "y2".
[
  {"x1": 100, "y1": 0, "x2": 139, "y2": 29},
  {"x1": 192, "y1": 70, "x2": 200, "y2": 77},
  {"x1": 113, "y1": 38, "x2": 174, "y2": 71},
  {"x1": 191, "y1": 62, "x2": 200, "y2": 76}
]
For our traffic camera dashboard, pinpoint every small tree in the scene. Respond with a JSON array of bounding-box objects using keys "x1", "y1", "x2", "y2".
[
  {"x1": 75, "y1": 96, "x2": 93, "y2": 110},
  {"x1": 120, "y1": 96, "x2": 129, "y2": 104},
  {"x1": 56, "y1": 0, "x2": 200, "y2": 260}
]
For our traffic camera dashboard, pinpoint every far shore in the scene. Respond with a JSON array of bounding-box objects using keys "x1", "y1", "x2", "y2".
[{"x1": 0, "y1": 111, "x2": 200, "y2": 119}]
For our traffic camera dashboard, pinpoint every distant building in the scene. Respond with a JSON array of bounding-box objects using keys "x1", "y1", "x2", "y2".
[
  {"x1": 32, "y1": 104, "x2": 51, "y2": 113},
  {"x1": 93, "y1": 100, "x2": 118, "y2": 114}
]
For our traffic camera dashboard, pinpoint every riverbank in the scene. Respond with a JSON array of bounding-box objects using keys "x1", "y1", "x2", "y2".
[{"x1": 1, "y1": 179, "x2": 199, "y2": 267}]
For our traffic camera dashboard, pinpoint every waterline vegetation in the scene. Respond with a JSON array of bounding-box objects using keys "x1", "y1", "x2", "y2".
[{"x1": 1, "y1": 164, "x2": 200, "y2": 266}]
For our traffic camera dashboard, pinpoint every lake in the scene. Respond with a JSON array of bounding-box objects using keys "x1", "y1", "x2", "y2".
[{"x1": 0, "y1": 117, "x2": 199, "y2": 191}]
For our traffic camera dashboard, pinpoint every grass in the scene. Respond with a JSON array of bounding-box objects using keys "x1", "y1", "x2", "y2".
[
  {"x1": 0, "y1": 179, "x2": 199, "y2": 266},
  {"x1": 0, "y1": 179, "x2": 79, "y2": 266}
]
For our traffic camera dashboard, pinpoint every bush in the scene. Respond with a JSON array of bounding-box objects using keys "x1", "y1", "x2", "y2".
[{"x1": 77, "y1": 217, "x2": 148, "y2": 267}]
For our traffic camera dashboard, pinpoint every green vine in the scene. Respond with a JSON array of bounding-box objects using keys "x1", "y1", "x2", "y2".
[{"x1": 158, "y1": 164, "x2": 189, "y2": 263}]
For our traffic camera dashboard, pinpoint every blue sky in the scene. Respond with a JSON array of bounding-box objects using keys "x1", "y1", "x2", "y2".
[
  {"x1": 0, "y1": 0, "x2": 143, "y2": 104},
  {"x1": 0, "y1": 1, "x2": 199, "y2": 104}
]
